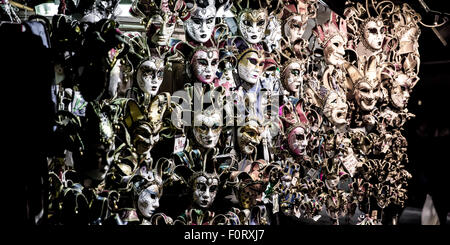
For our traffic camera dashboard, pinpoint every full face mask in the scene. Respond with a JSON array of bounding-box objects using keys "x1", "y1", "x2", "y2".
[
  {"x1": 184, "y1": 5, "x2": 216, "y2": 43},
  {"x1": 354, "y1": 79, "x2": 381, "y2": 111},
  {"x1": 287, "y1": 126, "x2": 308, "y2": 156},
  {"x1": 150, "y1": 13, "x2": 176, "y2": 46},
  {"x1": 323, "y1": 91, "x2": 348, "y2": 126},
  {"x1": 136, "y1": 57, "x2": 164, "y2": 96},
  {"x1": 283, "y1": 61, "x2": 304, "y2": 95},
  {"x1": 218, "y1": 59, "x2": 237, "y2": 88},
  {"x1": 284, "y1": 14, "x2": 307, "y2": 44},
  {"x1": 238, "y1": 9, "x2": 268, "y2": 44},
  {"x1": 132, "y1": 122, "x2": 160, "y2": 155},
  {"x1": 237, "y1": 119, "x2": 262, "y2": 155},
  {"x1": 191, "y1": 48, "x2": 219, "y2": 84},
  {"x1": 390, "y1": 73, "x2": 412, "y2": 109},
  {"x1": 192, "y1": 173, "x2": 219, "y2": 209},
  {"x1": 324, "y1": 35, "x2": 346, "y2": 66},
  {"x1": 238, "y1": 51, "x2": 265, "y2": 84},
  {"x1": 137, "y1": 184, "x2": 161, "y2": 218},
  {"x1": 193, "y1": 110, "x2": 222, "y2": 149},
  {"x1": 362, "y1": 18, "x2": 385, "y2": 51}
]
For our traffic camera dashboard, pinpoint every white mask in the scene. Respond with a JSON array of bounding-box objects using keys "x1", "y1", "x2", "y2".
[
  {"x1": 354, "y1": 80, "x2": 381, "y2": 111},
  {"x1": 136, "y1": 58, "x2": 164, "y2": 96},
  {"x1": 323, "y1": 92, "x2": 348, "y2": 126},
  {"x1": 137, "y1": 184, "x2": 161, "y2": 218},
  {"x1": 284, "y1": 15, "x2": 307, "y2": 44},
  {"x1": 324, "y1": 35, "x2": 346, "y2": 66},
  {"x1": 288, "y1": 126, "x2": 308, "y2": 156},
  {"x1": 363, "y1": 19, "x2": 385, "y2": 51},
  {"x1": 238, "y1": 51, "x2": 265, "y2": 84},
  {"x1": 390, "y1": 73, "x2": 411, "y2": 109},
  {"x1": 193, "y1": 111, "x2": 222, "y2": 148},
  {"x1": 193, "y1": 175, "x2": 219, "y2": 209},
  {"x1": 191, "y1": 48, "x2": 219, "y2": 84},
  {"x1": 283, "y1": 61, "x2": 303, "y2": 94},
  {"x1": 185, "y1": 6, "x2": 216, "y2": 43},
  {"x1": 238, "y1": 9, "x2": 268, "y2": 44}
]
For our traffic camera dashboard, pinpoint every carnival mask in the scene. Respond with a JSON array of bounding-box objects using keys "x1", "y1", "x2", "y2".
[
  {"x1": 192, "y1": 174, "x2": 219, "y2": 209},
  {"x1": 138, "y1": 184, "x2": 161, "y2": 218},
  {"x1": 324, "y1": 35, "x2": 346, "y2": 66},
  {"x1": 362, "y1": 18, "x2": 385, "y2": 51},
  {"x1": 264, "y1": 15, "x2": 282, "y2": 52},
  {"x1": 283, "y1": 61, "x2": 304, "y2": 94},
  {"x1": 136, "y1": 58, "x2": 164, "y2": 96},
  {"x1": 151, "y1": 13, "x2": 176, "y2": 46},
  {"x1": 238, "y1": 9, "x2": 268, "y2": 44},
  {"x1": 284, "y1": 14, "x2": 307, "y2": 44},
  {"x1": 193, "y1": 110, "x2": 222, "y2": 149},
  {"x1": 237, "y1": 120, "x2": 262, "y2": 155},
  {"x1": 185, "y1": 5, "x2": 216, "y2": 43},
  {"x1": 390, "y1": 73, "x2": 412, "y2": 109},
  {"x1": 191, "y1": 48, "x2": 219, "y2": 84},
  {"x1": 288, "y1": 126, "x2": 308, "y2": 156},
  {"x1": 323, "y1": 92, "x2": 348, "y2": 126},
  {"x1": 354, "y1": 79, "x2": 381, "y2": 111},
  {"x1": 238, "y1": 51, "x2": 265, "y2": 84},
  {"x1": 132, "y1": 122, "x2": 160, "y2": 155}
]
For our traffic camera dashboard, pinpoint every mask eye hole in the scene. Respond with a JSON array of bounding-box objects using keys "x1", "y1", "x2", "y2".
[
  {"x1": 291, "y1": 69, "x2": 300, "y2": 76},
  {"x1": 211, "y1": 59, "x2": 218, "y2": 66},
  {"x1": 257, "y1": 20, "x2": 265, "y2": 26},
  {"x1": 243, "y1": 20, "x2": 252, "y2": 26},
  {"x1": 197, "y1": 59, "x2": 208, "y2": 66},
  {"x1": 210, "y1": 185, "x2": 217, "y2": 193},
  {"x1": 248, "y1": 58, "x2": 257, "y2": 65},
  {"x1": 192, "y1": 18, "x2": 202, "y2": 25},
  {"x1": 368, "y1": 28, "x2": 378, "y2": 34},
  {"x1": 206, "y1": 17, "x2": 214, "y2": 24}
]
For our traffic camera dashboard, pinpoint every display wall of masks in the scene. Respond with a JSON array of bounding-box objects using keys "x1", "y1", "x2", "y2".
[{"x1": 44, "y1": 0, "x2": 421, "y2": 225}]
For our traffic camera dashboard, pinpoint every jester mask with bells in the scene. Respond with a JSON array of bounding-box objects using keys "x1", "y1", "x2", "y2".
[
  {"x1": 184, "y1": 0, "x2": 217, "y2": 43},
  {"x1": 279, "y1": 0, "x2": 317, "y2": 45},
  {"x1": 235, "y1": 0, "x2": 271, "y2": 44},
  {"x1": 130, "y1": 163, "x2": 164, "y2": 219},
  {"x1": 345, "y1": 56, "x2": 383, "y2": 112},
  {"x1": 280, "y1": 101, "x2": 310, "y2": 157},
  {"x1": 313, "y1": 12, "x2": 348, "y2": 67}
]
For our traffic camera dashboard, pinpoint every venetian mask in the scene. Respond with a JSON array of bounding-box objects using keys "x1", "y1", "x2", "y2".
[
  {"x1": 136, "y1": 57, "x2": 164, "y2": 96},
  {"x1": 184, "y1": 5, "x2": 216, "y2": 43},
  {"x1": 132, "y1": 122, "x2": 160, "y2": 155},
  {"x1": 150, "y1": 13, "x2": 176, "y2": 46},
  {"x1": 287, "y1": 126, "x2": 308, "y2": 156},
  {"x1": 323, "y1": 91, "x2": 348, "y2": 126},
  {"x1": 284, "y1": 14, "x2": 307, "y2": 44},
  {"x1": 390, "y1": 73, "x2": 412, "y2": 109},
  {"x1": 324, "y1": 35, "x2": 346, "y2": 66},
  {"x1": 138, "y1": 184, "x2": 161, "y2": 218},
  {"x1": 354, "y1": 79, "x2": 381, "y2": 111},
  {"x1": 191, "y1": 48, "x2": 219, "y2": 84},
  {"x1": 193, "y1": 110, "x2": 222, "y2": 149},
  {"x1": 362, "y1": 18, "x2": 385, "y2": 51},
  {"x1": 283, "y1": 61, "x2": 304, "y2": 95},
  {"x1": 238, "y1": 51, "x2": 265, "y2": 84},
  {"x1": 237, "y1": 119, "x2": 262, "y2": 155},
  {"x1": 264, "y1": 15, "x2": 282, "y2": 52},
  {"x1": 192, "y1": 174, "x2": 219, "y2": 209},
  {"x1": 238, "y1": 9, "x2": 268, "y2": 44}
]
